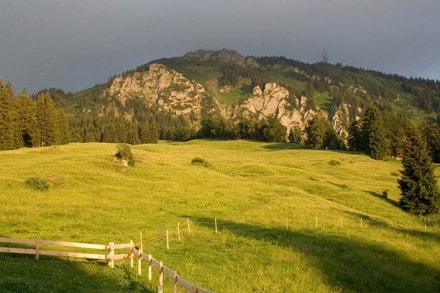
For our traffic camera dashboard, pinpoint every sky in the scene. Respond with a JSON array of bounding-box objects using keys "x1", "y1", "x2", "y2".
[{"x1": 1, "y1": 0, "x2": 439, "y2": 93}]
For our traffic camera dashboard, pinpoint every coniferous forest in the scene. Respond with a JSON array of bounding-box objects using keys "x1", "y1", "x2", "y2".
[{"x1": 0, "y1": 80, "x2": 69, "y2": 150}]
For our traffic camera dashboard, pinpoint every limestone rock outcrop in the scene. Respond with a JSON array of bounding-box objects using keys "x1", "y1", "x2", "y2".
[
  {"x1": 103, "y1": 63, "x2": 208, "y2": 119},
  {"x1": 236, "y1": 83, "x2": 317, "y2": 136}
]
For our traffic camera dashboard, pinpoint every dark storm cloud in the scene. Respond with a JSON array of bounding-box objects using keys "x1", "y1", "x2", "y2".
[{"x1": 1, "y1": 0, "x2": 439, "y2": 93}]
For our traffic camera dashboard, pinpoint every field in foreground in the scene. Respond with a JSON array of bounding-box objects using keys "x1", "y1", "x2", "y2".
[{"x1": 0, "y1": 140, "x2": 439, "y2": 292}]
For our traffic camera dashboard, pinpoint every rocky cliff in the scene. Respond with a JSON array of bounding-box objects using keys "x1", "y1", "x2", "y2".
[
  {"x1": 236, "y1": 83, "x2": 317, "y2": 136},
  {"x1": 102, "y1": 63, "x2": 211, "y2": 121}
]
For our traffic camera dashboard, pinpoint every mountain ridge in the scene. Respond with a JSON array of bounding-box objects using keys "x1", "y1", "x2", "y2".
[{"x1": 51, "y1": 48, "x2": 440, "y2": 146}]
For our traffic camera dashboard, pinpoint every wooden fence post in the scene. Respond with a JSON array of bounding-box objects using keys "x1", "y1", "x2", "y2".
[
  {"x1": 158, "y1": 261, "x2": 164, "y2": 293},
  {"x1": 138, "y1": 233, "x2": 143, "y2": 275},
  {"x1": 215, "y1": 218, "x2": 218, "y2": 233},
  {"x1": 108, "y1": 242, "x2": 115, "y2": 268},
  {"x1": 178, "y1": 223, "x2": 181, "y2": 241},
  {"x1": 166, "y1": 230, "x2": 170, "y2": 250},
  {"x1": 360, "y1": 217, "x2": 363, "y2": 228},
  {"x1": 35, "y1": 236, "x2": 40, "y2": 261},
  {"x1": 148, "y1": 254, "x2": 152, "y2": 281},
  {"x1": 187, "y1": 218, "x2": 191, "y2": 234},
  {"x1": 173, "y1": 271, "x2": 178, "y2": 293},
  {"x1": 130, "y1": 240, "x2": 134, "y2": 269}
]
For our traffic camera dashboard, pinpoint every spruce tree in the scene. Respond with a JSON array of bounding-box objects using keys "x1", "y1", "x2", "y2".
[
  {"x1": 347, "y1": 120, "x2": 365, "y2": 151},
  {"x1": 36, "y1": 92, "x2": 58, "y2": 146},
  {"x1": 0, "y1": 81, "x2": 21, "y2": 150},
  {"x1": 398, "y1": 124, "x2": 439, "y2": 215},
  {"x1": 18, "y1": 94, "x2": 38, "y2": 147},
  {"x1": 362, "y1": 105, "x2": 389, "y2": 160},
  {"x1": 306, "y1": 115, "x2": 328, "y2": 149},
  {"x1": 306, "y1": 115, "x2": 342, "y2": 150}
]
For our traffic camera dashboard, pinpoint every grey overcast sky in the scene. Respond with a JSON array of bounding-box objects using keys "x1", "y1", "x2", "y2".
[{"x1": 1, "y1": 0, "x2": 439, "y2": 93}]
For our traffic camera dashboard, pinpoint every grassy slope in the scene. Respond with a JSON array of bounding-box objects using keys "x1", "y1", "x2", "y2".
[{"x1": 0, "y1": 141, "x2": 439, "y2": 292}]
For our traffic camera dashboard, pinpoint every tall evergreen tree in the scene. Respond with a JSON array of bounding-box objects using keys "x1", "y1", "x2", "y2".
[
  {"x1": 362, "y1": 105, "x2": 389, "y2": 160},
  {"x1": 347, "y1": 119, "x2": 365, "y2": 151},
  {"x1": 56, "y1": 108, "x2": 70, "y2": 144},
  {"x1": 398, "y1": 124, "x2": 439, "y2": 215},
  {"x1": 420, "y1": 123, "x2": 440, "y2": 163},
  {"x1": 36, "y1": 92, "x2": 58, "y2": 146},
  {"x1": 306, "y1": 115, "x2": 328, "y2": 149},
  {"x1": 18, "y1": 94, "x2": 38, "y2": 147},
  {"x1": 0, "y1": 81, "x2": 21, "y2": 150},
  {"x1": 306, "y1": 115, "x2": 342, "y2": 150}
]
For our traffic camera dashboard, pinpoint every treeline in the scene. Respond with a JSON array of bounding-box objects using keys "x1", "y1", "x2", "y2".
[
  {"x1": 69, "y1": 94, "x2": 197, "y2": 144},
  {"x1": 200, "y1": 115, "x2": 287, "y2": 142},
  {"x1": 346, "y1": 105, "x2": 440, "y2": 162},
  {"x1": 0, "y1": 80, "x2": 69, "y2": 151}
]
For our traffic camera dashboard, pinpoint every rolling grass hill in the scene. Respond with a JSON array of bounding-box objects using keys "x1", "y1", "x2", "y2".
[{"x1": 0, "y1": 140, "x2": 439, "y2": 292}]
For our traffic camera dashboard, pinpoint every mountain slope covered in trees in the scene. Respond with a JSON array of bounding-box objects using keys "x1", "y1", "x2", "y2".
[{"x1": 1, "y1": 49, "x2": 439, "y2": 160}]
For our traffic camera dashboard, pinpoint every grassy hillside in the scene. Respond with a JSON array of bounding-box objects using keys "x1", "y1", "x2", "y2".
[{"x1": 0, "y1": 141, "x2": 439, "y2": 292}]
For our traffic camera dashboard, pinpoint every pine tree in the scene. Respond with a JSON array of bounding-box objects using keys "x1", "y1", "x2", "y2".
[
  {"x1": 18, "y1": 94, "x2": 38, "y2": 147},
  {"x1": 347, "y1": 120, "x2": 365, "y2": 151},
  {"x1": 56, "y1": 108, "x2": 70, "y2": 144},
  {"x1": 362, "y1": 105, "x2": 389, "y2": 160},
  {"x1": 421, "y1": 123, "x2": 440, "y2": 163},
  {"x1": 305, "y1": 115, "x2": 342, "y2": 149},
  {"x1": 398, "y1": 124, "x2": 439, "y2": 215},
  {"x1": 36, "y1": 92, "x2": 58, "y2": 146},
  {"x1": 0, "y1": 81, "x2": 20, "y2": 150}
]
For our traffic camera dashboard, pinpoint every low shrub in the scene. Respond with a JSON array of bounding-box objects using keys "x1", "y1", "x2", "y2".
[
  {"x1": 191, "y1": 157, "x2": 211, "y2": 167},
  {"x1": 328, "y1": 160, "x2": 341, "y2": 166},
  {"x1": 25, "y1": 177, "x2": 49, "y2": 191},
  {"x1": 115, "y1": 143, "x2": 135, "y2": 166}
]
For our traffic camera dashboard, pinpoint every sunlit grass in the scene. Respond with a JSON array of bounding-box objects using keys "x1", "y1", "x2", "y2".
[{"x1": 0, "y1": 140, "x2": 439, "y2": 292}]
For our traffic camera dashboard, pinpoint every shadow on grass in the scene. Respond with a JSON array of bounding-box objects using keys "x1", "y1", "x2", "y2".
[
  {"x1": 342, "y1": 210, "x2": 440, "y2": 243},
  {"x1": 365, "y1": 190, "x2": 400, "y2": 208},
  {"x1": 0, "y1": 254, "x2": 154, "y2": 292},
  {"x1": 193, "y1": 217, "x2": 440, "y2": 293}
]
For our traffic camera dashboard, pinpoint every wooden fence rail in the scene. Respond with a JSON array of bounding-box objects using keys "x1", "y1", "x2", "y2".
[
  {"x1": 0, "y1": 237, "x2": 213, "y2": 293},
  {"x1": 0, "y1": 237, "x2": 133, "y2": 266}
]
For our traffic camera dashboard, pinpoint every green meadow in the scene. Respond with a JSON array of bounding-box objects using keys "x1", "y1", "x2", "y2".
[{"x1": 0, "y1": 140, "x2": 439, "y2": 292}]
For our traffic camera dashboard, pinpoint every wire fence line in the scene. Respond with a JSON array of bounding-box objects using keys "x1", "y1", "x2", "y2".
[{"x1": 133, "y1": 216, "x2": 439, "y2": 254}]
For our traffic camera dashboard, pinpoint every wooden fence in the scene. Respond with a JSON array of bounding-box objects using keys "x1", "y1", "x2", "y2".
[{"x1": 0, "y1": 236, "x2": 213, "y2": 293}]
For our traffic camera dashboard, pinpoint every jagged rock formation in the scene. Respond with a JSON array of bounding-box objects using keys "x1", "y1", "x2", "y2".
[
  {"x1": 330, "y1": 103, "x2": 361, "y2": 139},
  {"x1": 184, "y1": 49, "x2": 259, "y2": 68},
  {"x1": 236, "y1": 83, "x2": 317, "y2": 136},
  {"x1": 102, "y1": 63, "x2": 210, "y2": 121}
]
